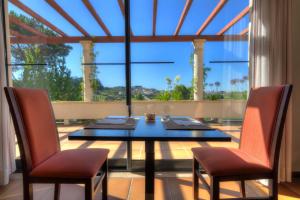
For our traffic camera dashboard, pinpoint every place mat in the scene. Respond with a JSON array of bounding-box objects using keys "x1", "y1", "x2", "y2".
[
  {"x1": 85, "y1": 117, "x2": 137, "y2": 130},
  {"x1": 162, "y1": 117, "x2": 214, "y2": 130}
]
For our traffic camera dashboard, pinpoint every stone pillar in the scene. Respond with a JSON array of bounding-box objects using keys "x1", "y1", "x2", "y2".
[
  {"x1": 80, "y1": 40, "x2": 94, "y2": 102},
  {"x1": 193, "y1": 39, "x2": 205, "y2": 100}
]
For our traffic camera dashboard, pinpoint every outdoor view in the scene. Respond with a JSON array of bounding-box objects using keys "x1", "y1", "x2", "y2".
[
  {"x1": 8, "y1": 0, "x2": 249, "y2": 103},
  {"x1": 7, "y1": 0, "x2": 250, "y2": 173}
]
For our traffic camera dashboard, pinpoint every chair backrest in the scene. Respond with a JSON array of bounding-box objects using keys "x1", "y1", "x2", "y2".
[
  {"x1": 4, "y1": 87, "x2": 60, "y2": 172},
  {"x1": 240, "y1": 85, "x2": 292, "y2": 170}
]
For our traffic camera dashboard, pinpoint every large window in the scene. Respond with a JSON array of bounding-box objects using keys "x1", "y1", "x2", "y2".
[
  {"x1": 5, "y1": 0, "x2": 250, "y2": 168},
  {"x1": 130, "y1": 0, "x2": 249, "y2": 119}
]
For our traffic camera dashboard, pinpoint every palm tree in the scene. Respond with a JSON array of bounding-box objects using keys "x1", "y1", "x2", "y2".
[
  {"x1": 209, "y1": 83, "x2": 214, "y2": 92},
  {"x1": 214, "y1": 81, "x2": 221, "y2": 92},
  {"x1": 230, "y1": 79, "x2": 237, "y2": 89}
]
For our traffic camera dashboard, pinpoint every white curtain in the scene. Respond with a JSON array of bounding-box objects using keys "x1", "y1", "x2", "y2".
[
  {"x1": 249, "y1": 0, "x2": 293, "y2": 182},
  {"x1": 0, "y1": 0, "x2": 16, "y2": 185}
]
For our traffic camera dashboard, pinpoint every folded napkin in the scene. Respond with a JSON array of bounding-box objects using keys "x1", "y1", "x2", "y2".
[
  {"x1": 172, "y1": 118, "x2": 202, "y2": 126},
  {"x1": 163, "y1": 117, "x2": 213, "y2": 130},
  {"x1": 95, "y1": 118, "x2": 127, "y2": 125},
  {"x1": 85, "y1": 117, "x2": 137, "y2": 130}
]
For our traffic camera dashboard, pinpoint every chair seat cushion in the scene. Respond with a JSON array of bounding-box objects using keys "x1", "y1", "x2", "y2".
[
  {"x1": 192, "y1": 147, "x2": 272, "y2": 177},
  {"x1": 30, "y1": 148, "x2": 109, "y2": 178}
]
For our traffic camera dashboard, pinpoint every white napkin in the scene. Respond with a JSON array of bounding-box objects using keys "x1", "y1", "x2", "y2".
[
  {"x1": 96, "y1": 118, "x2": 127, "y2": 125},
  {"x1": 172, "y1": 118, "x2": 202, "y2": 126}
]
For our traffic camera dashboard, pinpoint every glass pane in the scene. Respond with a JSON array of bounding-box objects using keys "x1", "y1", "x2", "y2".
[
  {"x1": 130, "y1": 0, "x2": 250, "y2": 162},
  {"x1": 7, "y1": 0, "x2": 127, "y2": 162}
]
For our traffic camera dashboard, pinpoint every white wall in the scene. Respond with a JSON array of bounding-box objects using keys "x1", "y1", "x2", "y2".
[
  {"x1": 52, "y1": 100, "x2": 247, "y2": 120},
  {"x1": 292, "y1": 0, "x2": 300, "y2": 172}
]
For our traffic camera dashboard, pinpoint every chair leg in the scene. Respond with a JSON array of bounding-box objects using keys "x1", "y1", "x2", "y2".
[
  {"x1": 193, "y1": 158, "x2": 199, "y2": 200},
  {"x1": 85, "y1": 180, "x2": 93, "y2": 200},
  {"x1": 23, "y1": 180, "x2": 33, "y2": 200},
  {"x1": 54, "y1": 183, "x2": 61, "y2": 200},
  {"x1": 210, "y1": 177, "x2": 220, "y2": 200},
  {"x1": 102, "y1": 160, "x2": 108, "y2": 200},
  {"x1": 270, "y1": 177, "x2": 278, "y2": 200},
  {"x1": 241, "y1": 180, "x2": 246, "y2": 198}
]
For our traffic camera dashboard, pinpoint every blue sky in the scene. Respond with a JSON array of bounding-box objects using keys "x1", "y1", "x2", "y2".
[{"x1": 9, "y1": 0, "x2": 249, "y2": 91}]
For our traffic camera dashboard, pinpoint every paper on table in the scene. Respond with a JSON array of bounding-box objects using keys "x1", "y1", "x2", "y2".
[
  {"x1": 172, "y1": 118, "x2": 202, "y2": 126},
  {"x1": 96, "y1": 118, "x2": 127, "y2": 125}
]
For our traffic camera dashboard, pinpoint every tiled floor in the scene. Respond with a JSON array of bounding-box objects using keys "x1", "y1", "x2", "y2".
[
  {"x1": 1, "y1": 173, "x2": 300, "y2": 200},
  {"x1": 7, "y1": 122, "x2": 300, "y2": 199}
]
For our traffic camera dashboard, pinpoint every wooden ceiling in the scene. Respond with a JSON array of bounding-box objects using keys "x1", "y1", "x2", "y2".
[{"x1": 8, "y1": 0, "x2": 249, "y2": 44}]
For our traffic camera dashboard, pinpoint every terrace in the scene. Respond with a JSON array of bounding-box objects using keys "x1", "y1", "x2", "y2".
[
  {"x1": 7, "y1": 0, "x2": 250, "y2": 171},
  {"x1": 1, "y1": 0, "x2": 300, "y2": 199}
]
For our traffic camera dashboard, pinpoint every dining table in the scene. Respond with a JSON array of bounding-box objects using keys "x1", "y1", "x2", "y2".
[{"x1": 68, "y1": 116, "x2": 231, "y2": 200}]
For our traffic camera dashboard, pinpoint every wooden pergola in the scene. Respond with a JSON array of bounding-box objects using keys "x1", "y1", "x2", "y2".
[{"x1": 8, "y1": 0, "x2": 249, "y2": 44}]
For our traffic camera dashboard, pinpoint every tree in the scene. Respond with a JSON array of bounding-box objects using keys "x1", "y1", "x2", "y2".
[
  {"x1": 230, "y1": 79, "x2": 238, "y2": 91},
  {"x1": 214, "y1": 81, "x2": 221, "y2": 92},
  {"x1": 134, "y1": 92, "x2": 145, "y2": 100},
  {"x1": 10, "y1": 12, "x2": 83, "y2": 101},
  {"x1": 172, "y1": 84, "x2": 191, "y2": 100}
]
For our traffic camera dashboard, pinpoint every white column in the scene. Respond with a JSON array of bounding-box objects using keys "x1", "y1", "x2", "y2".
[
  {"x1": 80, "y1": 40, "x2": 94, "y2": 102},
  {"x1": 193, "y1": 39, "x2": 205, "y2": 100}
]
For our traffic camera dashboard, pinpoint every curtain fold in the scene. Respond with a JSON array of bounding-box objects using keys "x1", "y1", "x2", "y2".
[
  {"x1": 0, "y1": 0, "x2": 16, "y2": 185},
  {"x1": 249, "y1": 0, "x2": 293, "y2": 182}
]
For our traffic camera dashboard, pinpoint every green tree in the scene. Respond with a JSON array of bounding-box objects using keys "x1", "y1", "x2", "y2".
[
  {"x1": 214, "y1": 81, "x2": 221, "y2": 92},
  {"x1": 172, "y1": 84, "x2": 191, "y2": 100},
  {"x1": 10, "y1": 12, "x2": 82, "y2": 101},
  {"x1": 134, "y1": 92, "x2": 145, "y2": 100}
]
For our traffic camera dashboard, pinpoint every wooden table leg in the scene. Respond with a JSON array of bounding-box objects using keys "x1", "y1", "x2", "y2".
[{"x1": 145, "y1": 140, "x2": 155, "y2": 200}]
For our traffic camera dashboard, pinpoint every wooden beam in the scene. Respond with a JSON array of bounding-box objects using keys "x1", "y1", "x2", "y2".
[
  {"x1": 240, "y1": 27, "x2": 248, "y2": 35},
  {"x1": 10, "y1": 35, "x2": 248, "y2": 44},
  {"x1": 196, "y1": 0, "x2": 227, "y2": 35},
  {"x1": 217, "y1": 6, "x2": 249, "y2": 35},
  {"x1": 82, "y1": 0, "x2": 111, "y2": 36},
  {"x1": 174, "y1": 0, "x2": 193, "y2": 36},
  {"x1": 10, "y1": 29, "x2": 23, "y2": 37},
  {"x1": 45, "y1": 0, "x2": 90, "y2": 37},
  {"x1": 9, "y1": 15, "x2": 48, "y2": 37},
  {"x1": 152, "y1": 0, "x2": 158, "y2": 36},
  {"x1": 117, "y1": 0, "x2": 133, "y2": 35},
  {"x1": 9, "y1": 0, "x2": 67, "y2": 36}
]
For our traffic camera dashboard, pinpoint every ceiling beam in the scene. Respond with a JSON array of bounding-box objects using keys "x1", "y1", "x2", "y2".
[
  {"x1": 9, "y1": 15, "x2": 48, "y2": 37},
  {"x1": 117, "y1": 0, "x2": 133, "y2": 35},
  {"x1": 10, "y1": 35, "x2": 248, "y2": 44},
  {"x1": 10, "y1": 29, "x2": 24, "y2": 37},
  {"x1": 240, "y1": 27, "x2": 249, "y2": 35},
  {"x1": 9, "y1": 0, "x2": 67, "y2": 36},
  {"x1": 196, "y1": 0, "x2": 227, "y2": 35},
  {"x1": 82, "y1": 0, "x2": 111, "y2": 36},
  {"x1": 174, "y1": 0, "x2": 193, "y2": 36},
  {"x1": 217, "y1": 6, "x2": 250, "y2": 35},
  {"x1": 152, "y1": 0, "x2": 158, "y2": 36},
  {"x1": 45, "y1": 0, "x2": 90, "y2": 37}
]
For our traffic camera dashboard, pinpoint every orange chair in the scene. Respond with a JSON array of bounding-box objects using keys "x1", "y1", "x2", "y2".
[
  {"x1": 192, "y1": 85, "x2": 292, "y2": 200},
  {"x1": 5, "y1": 87, "x2": 109, "y2": 200}
]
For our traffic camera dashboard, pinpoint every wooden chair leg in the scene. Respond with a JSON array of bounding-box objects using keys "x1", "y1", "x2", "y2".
[
  {"x1": 85, "y1": 180, "x2": 92, "y2": 200},
  {"x1": 210, "y1": 177, "x2": 220, "y2": 200},
  {"x1": 270, "y1": 177, "x2": 278, "y2": 200},
  {"x1": 102, "y1": 160, "x2": 108, "y2": 200},
  {"x1": 23, "y1": 180, "x2": 33, "y2": 200},
  {"x1": 54, "y1": 183, "x2": 61, "y2": 200},
  {"x1": 241, "y1": 180, "x2": 246, "y2": 198},
  {"x1": 193, "y1": 158, "x2": 199, "y2": 200}
]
